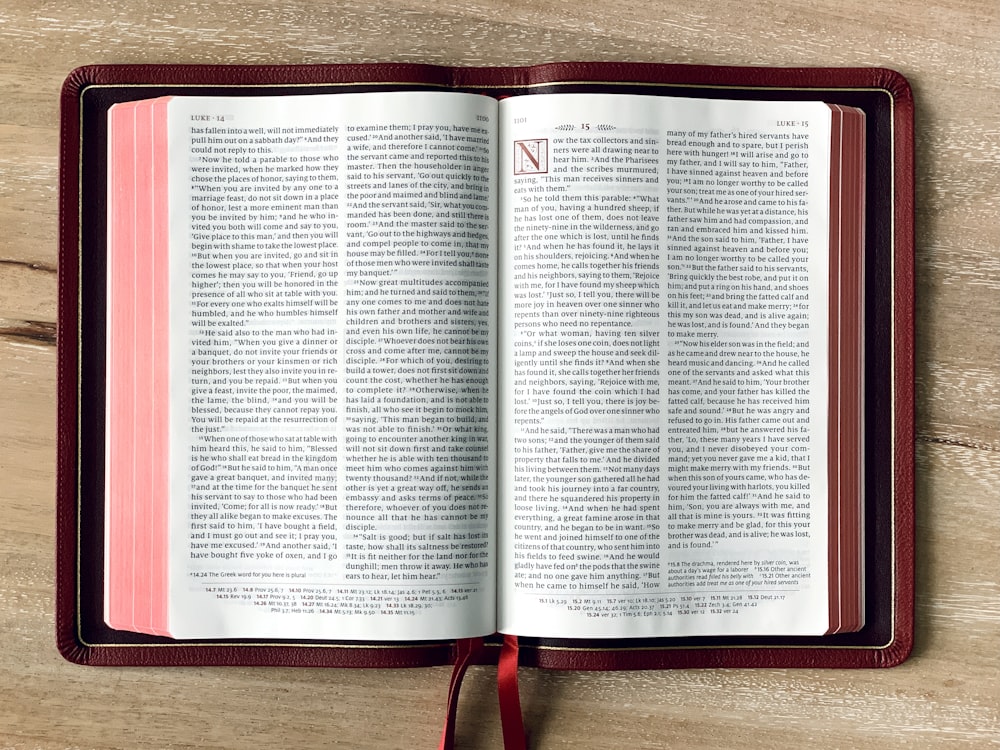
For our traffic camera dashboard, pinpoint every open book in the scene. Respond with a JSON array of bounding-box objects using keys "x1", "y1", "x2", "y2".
[
  {"x1": 58, "y1": 62, "x2": 914, "y2": 676},
  {"x1": 104, "y1": 88, "x2": 866, "y2": 641}
]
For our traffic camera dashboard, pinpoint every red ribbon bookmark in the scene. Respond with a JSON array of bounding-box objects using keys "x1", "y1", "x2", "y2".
[
  {"x1": 439, "y1": 637, "x2": 485, "y2": 750},
  {"x1": 438, "y1": 635, "x2": 527, "y2": 750},
  {"x1": 497, "y1": 634, "x2": 527, "y2": 750}
]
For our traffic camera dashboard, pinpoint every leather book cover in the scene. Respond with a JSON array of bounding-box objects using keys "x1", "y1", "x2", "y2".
[{"x1": 57, "y1": 62, "x2": 913, "y2": 669}]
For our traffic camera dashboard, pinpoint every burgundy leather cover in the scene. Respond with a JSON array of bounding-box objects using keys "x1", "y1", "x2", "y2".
[{"x1": 57, "y1": 62, "x2": 914, "y2": 669}]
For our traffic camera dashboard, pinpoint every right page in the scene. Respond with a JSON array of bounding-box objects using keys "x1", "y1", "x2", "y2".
[{"x1": 498, "y1": 93, "x2": 845, "y2": 639}]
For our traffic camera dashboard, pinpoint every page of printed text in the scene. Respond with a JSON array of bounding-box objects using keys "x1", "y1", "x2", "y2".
[
  {"x1": 166, "y1": 92, "x2": 497, "y2": 640},
  {"x1": 498, "y1": 94, "x2": 832, "y2": 638}
]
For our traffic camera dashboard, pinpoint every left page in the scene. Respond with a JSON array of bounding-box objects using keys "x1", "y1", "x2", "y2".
[{"x1": 158, "y1": 92, "x2": 497, "y2": 640}]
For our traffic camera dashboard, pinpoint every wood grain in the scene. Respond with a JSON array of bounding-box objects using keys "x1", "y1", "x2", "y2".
[{"x1": 1, "y1": 0, "x2": 998, "y2": 747}]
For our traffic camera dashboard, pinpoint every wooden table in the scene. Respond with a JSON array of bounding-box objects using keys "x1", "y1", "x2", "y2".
[{"x1": 2, "y1": 0, "x2": 998, "y2": 747}]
